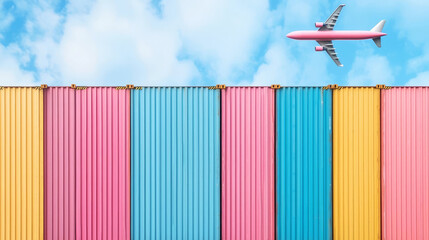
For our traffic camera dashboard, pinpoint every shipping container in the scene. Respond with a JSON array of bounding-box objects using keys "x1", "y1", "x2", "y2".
[
  {"x1": 382, "y1": 87, "x2": 429, "y2": 240},
  {"x1": 0, "y1": 87, "x2": 44, "y2": 240},
  {"x1": 131, "y1": 87, "x2": 221, "y2": 240},
  {"x1": 333, "y1": 87, "x2": 381, "y2": 240},
  {"x1": 76, "y1": 87, "x2": 130, "y2": 240},
  {"x1": 276, "y1": 87, "x2": 332, "y2": 240},
  {"x1": 221, "y1": 87, "x2": 275, "y2": 240},
  {"x1": 44, "y1": 87, "x2": 76, "y2": 240}
]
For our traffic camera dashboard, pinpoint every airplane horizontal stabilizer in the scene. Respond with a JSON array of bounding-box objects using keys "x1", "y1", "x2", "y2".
[{"x1": 373, "y1": 37, "x2": 381, "y2": 48}]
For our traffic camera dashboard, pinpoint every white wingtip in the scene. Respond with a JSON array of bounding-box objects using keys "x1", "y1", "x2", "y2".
[{"x1": 339, "y1": 64, "x2": 344, "y2": 67}]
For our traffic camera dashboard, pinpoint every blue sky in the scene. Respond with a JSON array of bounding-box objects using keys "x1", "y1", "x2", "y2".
[{"x1": 0, "y1": 0, "x2": 428, "y2": 86}]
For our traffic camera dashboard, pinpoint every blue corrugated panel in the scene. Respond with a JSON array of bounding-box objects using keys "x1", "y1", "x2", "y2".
[
  {"x1": 131, "y1": 87, "x2": 221, "y2": 240},
  {"x1": 276, "y1": 87, "x2": 332, "y2": 240}
]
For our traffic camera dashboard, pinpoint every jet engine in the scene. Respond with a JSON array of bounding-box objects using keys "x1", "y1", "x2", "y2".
[
  {"x1": 315, "y1": 22, "x2": 325, "y2": 28},
  {"x1": 315, "y1": 46, "x2": 325, "y2": 51}
]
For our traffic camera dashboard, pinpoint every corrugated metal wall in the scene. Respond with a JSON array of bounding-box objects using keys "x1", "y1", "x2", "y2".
[
  {"x1": 382, "y1": 87, "x2": 429, "y2": 240},
  {"x1": 0, "y1": 87, "x2": 44, "y2": 240},
  {"x1": 44, "y1": 87, "x2": 76, "y2": 240},
  {"x1": 131, "y1": 87, "x2": 221, "y2": 240},
  {"x1": 333, "y1": 87, "x2": 381, "y2": 240},
  {"x1": 6, "y1": 84, "x2": 429, "y2": 239},
  {"x1": 221, "y1": 87, "x2": 275, "y2": 240},
  {"x1": 76, "y1": 87, "x2": 130, "y2": 240},
  {"x1": 276, "y1": 87, "x2": 332, "y2": 240}
]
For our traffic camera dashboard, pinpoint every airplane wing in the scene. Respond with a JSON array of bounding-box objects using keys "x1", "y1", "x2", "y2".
[
  {"x1": 317, "y1": 41, "x2": 343, "y2": 67},
  {"x1": 318, "y1": 4, "x2": 345, "y2": 31}
]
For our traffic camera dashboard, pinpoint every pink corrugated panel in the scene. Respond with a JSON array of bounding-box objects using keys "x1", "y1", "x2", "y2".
[
  {"x1": 76, "y1": 87, "x2": 130, "y2": 240},
  {"x1": 44, "y1": 87, "x2": 76, "y2": 240},
  {"x1": 382, "y1": 87, "x2": 429, "y2": 240},
  {"x1": 221, "y1": 87, "x2": 275, "y2": 240}
]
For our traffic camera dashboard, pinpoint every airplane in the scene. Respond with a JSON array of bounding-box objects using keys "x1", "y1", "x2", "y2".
[{"x1": 286, "y1": 4, "x2": 386, "y2": 67}]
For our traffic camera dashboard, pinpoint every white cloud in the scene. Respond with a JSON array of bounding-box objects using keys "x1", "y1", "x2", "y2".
[
  {"x1": 406, "y1": 71, "x2": 429, "y2": 86},
  {"x1": 167, "y1": 0, "x2": 270, "y2": 82},
  {"x1": 0, "y1": 12, "x2": 14, "y2": 33},
  {"x1": 66, "y1": 0, "x2": 95, "y2": 15},
  {"x1": 5, "y1": 0, "x2": 276, "y2": 86},
  {"x1": 282, "y1": 0, "x2": 329, "y2": 29},
  {"x1": 341, "y1": 0, "x2": 429, "y2": 45},
  {"x1": 407, "y1": 46, "x2": 429, "y2": 73},
  {"x1": 347, "y1": 54, "x2": 394, "y2": 86},
  {"x1": 27, "y1": 0, "x2": 277, "y2": 85},
  {"x1": 252, "y1": 41, "x2": 299, "y2": 86},
  {"x1": 251, "y1": 0, "x2": 333, "y2": 86},
  {"x1": 1, "y1": 0, "x2": 428, "y2": 86},
  {"x1": 252, "y1": 39, "x2": 333, "y2": 86},
  {"x1": 50, "y1": 0, "x2": 331, "y2": 86},
  {"x1": 394, "y1": 0, "x2": 429, "y2": 45},
  {"x1": 0, "y1": 44, "x2": 35, "y2": 86},
  {"x1": 21, "y1": 0, "x2": 202, "y2": 85},
  {"x1": 26, "y1": 5, "x2": 62, "y2": 37}
]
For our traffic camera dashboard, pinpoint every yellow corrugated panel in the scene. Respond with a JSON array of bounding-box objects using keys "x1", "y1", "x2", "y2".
[
  {"x1": 0, "y1": 87, "x2": 44, "y2": 240},
  {"x1": 333, "y1": 87, "x2": 381, "y2": 240}
]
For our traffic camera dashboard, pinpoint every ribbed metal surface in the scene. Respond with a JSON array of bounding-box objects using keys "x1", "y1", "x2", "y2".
[
  {"x1": 44, "y1": 87, "x2": 76, "y2": 240},
  {"x1": 221, "y1": 87, "x2": 275, "y2": 240},
  {"x1": 76, "y1": 87, "x2": 130, "y2": 240},
  {"x1": 0, "y1": 87, "x2": 44, "y2": 240},
  {"x1": 382, "y1": 87, "x2": 429, "y2": 240},
  {"x1": 276, "y1": 87, "x2": 332, "y2": 240},
  {"x1": 333, "y1": 87, "x2": 381, "y2": 240},
  {"x1": 131, "y1": 87, "x2": 221, "y2": 240}
]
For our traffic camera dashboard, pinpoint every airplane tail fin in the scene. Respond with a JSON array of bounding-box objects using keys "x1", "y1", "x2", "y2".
[
  {"x1": 371, "y1": 20, "x2": 385, "y2": 48},
  {"x1": 371, "y1": 20, "x2": 386, "y2": 32}
]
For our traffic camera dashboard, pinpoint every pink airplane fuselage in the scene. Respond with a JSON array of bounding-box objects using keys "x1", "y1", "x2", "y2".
[{"x1": 287, "y1": 30, "x2": 386, "y2": 41}]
